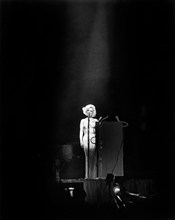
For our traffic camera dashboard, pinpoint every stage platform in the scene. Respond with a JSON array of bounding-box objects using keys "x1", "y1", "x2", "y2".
[
  {"x1": 59, "y1": 177, "x2": 155, "y2": 206},
  {"x1": 41, "y1": 176, "x2": 173, "y2": 220}
]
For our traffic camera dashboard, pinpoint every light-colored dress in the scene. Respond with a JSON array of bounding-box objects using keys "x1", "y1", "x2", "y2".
[{"x1": 81, "y1": 117, "x2": 98, "y2": 179}]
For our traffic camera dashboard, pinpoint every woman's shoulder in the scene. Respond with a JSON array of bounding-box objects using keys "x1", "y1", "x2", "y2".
[{"x1": 80, "y1": 118, "x2": 87, "y2": 123}]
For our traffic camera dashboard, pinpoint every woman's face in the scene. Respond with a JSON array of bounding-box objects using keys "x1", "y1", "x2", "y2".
[{"x1": 87, "y1": 107, "x2": 94, "y2": 117}]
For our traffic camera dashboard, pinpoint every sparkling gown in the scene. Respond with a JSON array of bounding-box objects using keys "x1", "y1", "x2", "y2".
[{"x1": 82, "y1": 117, "x2": 98, "y2": 179}]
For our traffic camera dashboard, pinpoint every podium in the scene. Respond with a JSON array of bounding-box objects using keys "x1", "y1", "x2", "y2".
[{"x1": 97, "y1": 121, "x2": 124, "y2": 178}]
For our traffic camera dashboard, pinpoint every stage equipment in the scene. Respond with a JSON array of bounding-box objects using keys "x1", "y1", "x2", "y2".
[
  {"x1": 52, "y1": 143, "x2": 85, "y2": 180},
  {"x1": 110, "y1": 178, "x2": 147, "y2": 209},
  {"x1": 96, "y1": 120, "x2": 124, "y2": 178},
  {"x1": 104, "y1": 173, "x2": 125, "y2": 208},
  {"x1": 64, "y1": 186, "x2": 75, "y2": 197},
  {"x1": 113, "y1": 183, "x2": 120, "y2": 195}
]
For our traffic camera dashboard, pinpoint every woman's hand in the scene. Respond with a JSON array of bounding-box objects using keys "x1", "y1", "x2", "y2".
[{"x1": 80, "y1": 140, "x2": 84, "y2": 148}]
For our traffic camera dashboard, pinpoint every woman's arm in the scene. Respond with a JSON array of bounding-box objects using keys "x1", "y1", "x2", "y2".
[{"x1": 79, "y1": 120, "x2": 84, "y2": 148}]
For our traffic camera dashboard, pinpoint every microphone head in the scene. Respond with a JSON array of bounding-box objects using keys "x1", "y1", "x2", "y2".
[
  {"x1": 115, "y1": 115, "x2": 120, "y2": 122},
  {"x1": 99, "y1": 116, "x2": 102, "y2": 121}
]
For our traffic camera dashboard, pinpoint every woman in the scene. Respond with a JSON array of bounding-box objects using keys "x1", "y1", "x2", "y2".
[{"x1": 79, "y1": 104, "x2": 99, "y2": 179}]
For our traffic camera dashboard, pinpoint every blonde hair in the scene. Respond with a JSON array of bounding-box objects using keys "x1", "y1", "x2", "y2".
[{"x1": 82, "y1": 104, "x2": 96, "y2": 117}]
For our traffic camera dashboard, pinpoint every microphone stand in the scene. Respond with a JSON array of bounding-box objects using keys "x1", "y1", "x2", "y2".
[{"x1": 87, "y1": 115, "x2": 90, "y2": 179}]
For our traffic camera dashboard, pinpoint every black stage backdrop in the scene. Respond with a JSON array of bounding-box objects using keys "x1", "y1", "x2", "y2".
[{"x1": 1, "y1": 0, "x2": 175, "y2": 219}]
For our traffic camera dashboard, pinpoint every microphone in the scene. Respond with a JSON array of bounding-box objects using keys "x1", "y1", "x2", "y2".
[
  {"x1": 100, "y1": 115, "x2": 109, "y2": 123},
  {"x1": 115, "y1": 115, "x2": 120, "y2": 122},
  {"x1": 99, "y1": 116, "x2": 102, "y2": 121},
  {"x1": 98, "y1": 116, "x2": 108, "y2": 125},
  {"x1": 88, "y1": 112, "x2": 91, "y2": 118},
  {"x1": 102, "y1": 115, "x2": 109, "y2": 121}
]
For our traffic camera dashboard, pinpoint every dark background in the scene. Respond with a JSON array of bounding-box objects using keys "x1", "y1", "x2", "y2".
[{"x1": 1, "y1": 0, "x2": 175, "y2": 218}]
